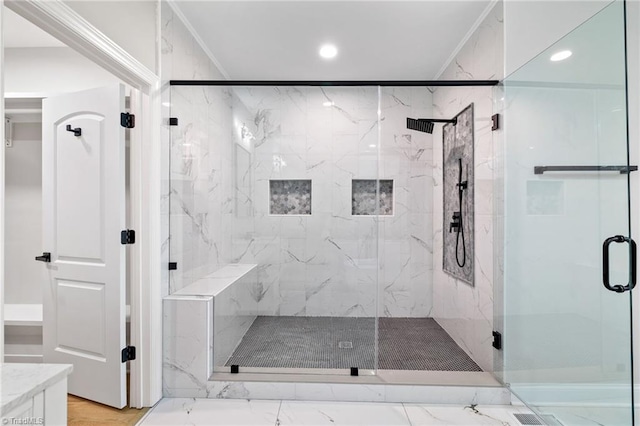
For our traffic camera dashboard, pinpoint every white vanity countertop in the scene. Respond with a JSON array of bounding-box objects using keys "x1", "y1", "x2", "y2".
[{"x1": 1, "y1": 363, "x2": 73, "y2": 415}]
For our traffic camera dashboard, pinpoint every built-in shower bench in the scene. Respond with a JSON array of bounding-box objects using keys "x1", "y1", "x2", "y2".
[{"x1": 163, "y1": 263, "x2": 258, "y2": 393}]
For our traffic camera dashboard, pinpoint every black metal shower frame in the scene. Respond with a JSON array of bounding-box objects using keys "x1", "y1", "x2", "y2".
[{"x1": 169, "y1": 80, "x2": 500, "y2": 86}]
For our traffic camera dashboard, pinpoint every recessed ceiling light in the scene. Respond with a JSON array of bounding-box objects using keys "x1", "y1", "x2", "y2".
[
  {"x1": 319, "y1": 44, "x2": 338, "y2": 59},
  {"x1": 323, "y1": 101, "x2": 334, "y2": 107},
  {"x1": 550, "y1": 50, "x2": 572, "y2": 62}
]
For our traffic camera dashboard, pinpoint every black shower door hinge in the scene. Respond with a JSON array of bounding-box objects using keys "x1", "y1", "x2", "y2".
[
  {"x1": 121, "y1": 112, "x2": 135, "y2": 128},
  {"x1": 169, "y1": 117, "x2": 179, "y2": 126},
  {"x1": 169, "y1": 262, "x2": 178, "y2": 270},
  {"x1": 121, "y1": 346, "x2": 136, "y2": 362},
  {"x1": 492, "y1": 331, "x2": 502, "y2": 350},
  {"x1": 121, "y1": 229, "x2": 136, "y2": 245},
  {"x1": 491, "y1": 114, "x2": 500, "y2": 131}
]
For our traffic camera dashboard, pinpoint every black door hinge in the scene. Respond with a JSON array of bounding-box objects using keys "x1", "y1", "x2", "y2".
[
  {"x1": 169, "y1": 262, "x2": 178, "y2": 270},
  {"x1": 492, "y1": 331, "x2": 502, "y2": 350},
  {"x1": 121, "y1": 230, "x2": 136, "y2": 245},
  {"x1": 169, "y1": 117, "x2": 179, "y2": 126},
  {"x1": 491, "y1": 114, "x2": 500, "y2": 131},
  {"x1": 121, "y1": 346, "x2": 136, "y2": 362},
  {"x1": 350, "y1": 367, "x2": 359, "y2": 376},
  {"x1": 121, "y1": 113, "x2": 135, "y2": 129}
]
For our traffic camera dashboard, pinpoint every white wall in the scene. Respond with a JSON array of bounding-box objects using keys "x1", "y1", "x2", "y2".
[
  {"x1": 4, "y1": 122, "x2": 42, "y2": 304},
  {"x1": 64, "y1": 0, "x2": 158, "y2": 74},
  {"x1": 504, "y1": 0, "x2": 610, "y2": 76},
  {"x1": 432, "y1": 2, "x2": 504, "y2": 373},
  {"x1": 5, "y1": 47, "x2": 120, "y2": 95}
]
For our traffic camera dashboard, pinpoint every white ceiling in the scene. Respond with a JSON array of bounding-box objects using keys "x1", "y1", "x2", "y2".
[
  {"x1": 173, "y1": 1, "x2": 492, "y2": 80},
  {"x1": 3, "y1": 7, "x2": 66, "y2": 48}
]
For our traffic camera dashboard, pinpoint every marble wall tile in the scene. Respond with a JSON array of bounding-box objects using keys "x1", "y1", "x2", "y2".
[
  {"x1": 431, "y1": 2, "x2": 504, "y2": 373},
  {"x1": 163, "y1": 296, "x2": 213, "y2": 392},
  {"x1": 164, "y1": 264, "x2": 259, "y2": 392},
  {"x1": 213, "y1": 266, "x2": 259, "y2": 368},
  {"x1": 167, "y1": 85, "x2": 236, "y2": 294},
  {"x1": 161, "y1": 20, "x2": 435, "y2": 317},
  {"x1": 161, "y1": 2, "x2": 234, "y2": 297},
  {"x1": 229, "y1": 87, "x2": 434, "y2": 317}
]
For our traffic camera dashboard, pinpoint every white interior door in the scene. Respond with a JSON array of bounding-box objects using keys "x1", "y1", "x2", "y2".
[{"x1": 41, "y1": 84, "x2": 127, "y2": 408}]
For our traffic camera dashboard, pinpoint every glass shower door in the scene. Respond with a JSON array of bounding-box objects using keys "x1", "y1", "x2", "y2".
[{"x1": 500, "y1": 1, "x2": 635, "y2": 424}]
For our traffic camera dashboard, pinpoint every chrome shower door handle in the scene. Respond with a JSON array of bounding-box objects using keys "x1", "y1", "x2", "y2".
[{"x1": 602, "y1": 235, "x2": 636, "y2": 293}]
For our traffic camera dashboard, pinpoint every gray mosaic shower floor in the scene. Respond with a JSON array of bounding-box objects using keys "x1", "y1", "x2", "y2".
[{"x1": 225, "y1": 317, "x2": 481, "y2": 372}]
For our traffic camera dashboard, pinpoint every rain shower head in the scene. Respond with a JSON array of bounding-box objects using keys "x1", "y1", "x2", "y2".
[
  {"x1": 406, "y1": 118, "x2": 434, "y2": 134},
  {"x1": 406, "y1": 117, "x2": 457, "y2": 134}
]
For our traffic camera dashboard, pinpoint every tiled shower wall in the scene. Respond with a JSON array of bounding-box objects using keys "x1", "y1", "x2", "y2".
[
  {"x1": 432, "y1": 2, "x2": 504, "y2": 372},
  {"x1": 168, "y1": 86, "x2": 235, "y2": 293},
  {"x1": 161, "y1": 2, "x2": 234, "y2": 295},
  {"x1": 162, "y1": 3, "x2": 435, "y2": 317},
  {"x1": 231, "y1": 87, "x2": 434, "y2": 317},
  {"x1": 379, "y1": 88, "x2": 434, "y2": 317}
]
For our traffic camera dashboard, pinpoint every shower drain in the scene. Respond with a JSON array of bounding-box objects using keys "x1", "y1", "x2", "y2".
[
  {"x1": 513, "y1": 414, "x2": 544, "y2": 425},
  {"x1": 514, "y1": 413, "x2": 564, "y2": 426},
  {"x1": 338, "y1": 341, "x2": 353, "y2": 349}
]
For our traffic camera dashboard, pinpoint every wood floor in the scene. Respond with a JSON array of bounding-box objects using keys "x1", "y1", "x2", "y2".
[{"x1": 67, "y1": 395, "x2": 149, "y2": 425}]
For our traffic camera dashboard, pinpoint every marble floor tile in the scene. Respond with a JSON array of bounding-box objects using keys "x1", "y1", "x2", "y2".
[
  {"x1": 138, "y1": 398, "x2": 281, "y2": 425},
  {"x1": 403, "y1": 404, "x2": 534, "y2": 425},
  {"x1": 277, "y1": 400, "x2": 411, "y2": 426},
  {"x1": 540, "y1": 405, "x2": 632, "y2": 426},
  {"x1": 139, "y1": 398, "x2": 536, "y2": 426}
]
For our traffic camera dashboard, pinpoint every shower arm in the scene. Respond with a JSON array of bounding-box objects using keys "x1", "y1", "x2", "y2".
[{"x1": 417, "y1": 118, "x2": 457, "y2": 125}]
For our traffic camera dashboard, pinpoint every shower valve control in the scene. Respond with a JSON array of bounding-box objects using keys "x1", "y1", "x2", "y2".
[{"x1": 449, "y1": 212, "x2": 461, "y2": 233}]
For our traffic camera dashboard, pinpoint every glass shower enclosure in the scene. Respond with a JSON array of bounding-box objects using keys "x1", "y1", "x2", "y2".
[
  {"x1": 166, "y1": 83, "x2": 463, "y2": 378},
  {"x1": 497, "y1": 1, "x2": 636, "y2": 424},
  {"x1": 168, "y1": 85, "x2": 383, "y2": 375}
]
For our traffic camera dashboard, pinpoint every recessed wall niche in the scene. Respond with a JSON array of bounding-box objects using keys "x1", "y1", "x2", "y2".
[
  {"x1": 269, "y1": 180, "x2": 312, "y2": 215},
  {"x1": 352, "y1": 179, "x2": 394, "y2": 216}
]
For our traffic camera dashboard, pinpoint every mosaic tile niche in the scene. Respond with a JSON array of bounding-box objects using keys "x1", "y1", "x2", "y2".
[
  {"x1": 352, "y1": 180, "x2": 394, "y2": 216},
  {"x1": 269, "y1": 180, "x2": 312, "y2": 215}
]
